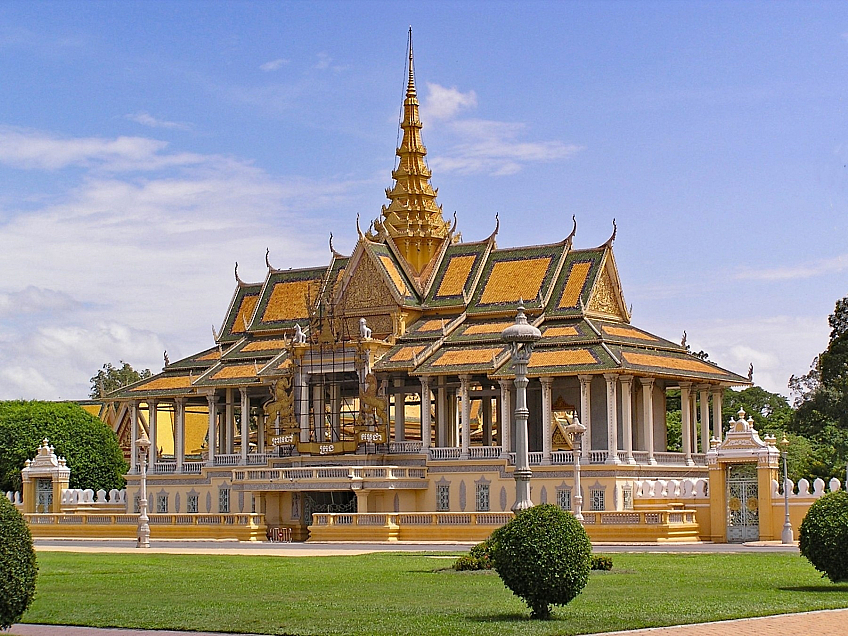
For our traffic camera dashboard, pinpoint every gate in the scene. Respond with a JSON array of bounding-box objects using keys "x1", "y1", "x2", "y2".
[
  {"x1": 726, "y1": 464, "x2": 758, "y2": 542},
  {"x1": 36, "y1": 478, "x2": 53, "y2": 513}
]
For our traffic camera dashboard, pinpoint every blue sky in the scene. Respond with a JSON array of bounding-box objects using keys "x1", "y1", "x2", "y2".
[{"x1": 0, "y1": 1, "x2": 845, "y2": 399}]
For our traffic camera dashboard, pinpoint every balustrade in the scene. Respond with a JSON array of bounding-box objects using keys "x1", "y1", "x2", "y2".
[{"x1": 232, "y1": 465, "x2": 427, "y2": 483}]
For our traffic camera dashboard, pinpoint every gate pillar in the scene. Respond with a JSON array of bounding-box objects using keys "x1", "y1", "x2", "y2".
[
  {"x1": 706, "y1": 409, "x2": 779, "y2": 543},
  {"x1": 21, "y1": 439, "x2": 71, "y2": 514}
]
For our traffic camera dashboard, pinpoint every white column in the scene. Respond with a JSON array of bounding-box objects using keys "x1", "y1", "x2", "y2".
[
  {"x1": 540, "y1": 377, "x2": 553, "y2": 465},
  {"x1": 437, "y1": 379, "x2": 447, "y2": 447},
  {"x1": 240, "y1": 388, "x2": 249, "y2": 465},
  {"x1": 174, "y1": 397, "x2": 186, "y2": 472},
  {"x1": 299, "y1": 372, "x2": 310, "y2": 443},
  {"x1": 206, "y1": 394, "x2": 217, "y2": 466},
  {"x1": 420, "y1": 377, "x2": 431, "y2": 452},
  {"x1": 498, "y1": 379, "x2": 512, "y2": 458},
  {"x1": 604, "y1": 374, "x2": 621, "y2": 464},
  {"x1": 699, "y1": 386, "x2": 710, "y2": 455},
  {"x1": 460, "y1": 375, "x2": 471, "y2": 459},
  {"x1": 712, "y1": 388, "x2": 723, "y2": 442},
  {"x1": 690, "y1": 393, "x2": 698, "y2": 453},
  {"x1": 680, "y1": 382, "x2": 693, "y2": 466},
  {"x1": 482, "y1": 395, "x2": 492, "y2": 446},
  {"x1": 148, "y1": 400, "x2": 158, "y2": 466},
  {"x1": 639, "y1": 378, "x2": 657, "y2": 465},
  {"x1": 257, "y1": 408, "x2": 265, "y2": 453},
  {"x1": 393, "y1": 377, "x2": 406, "y2": 442},
  {"x1": 620, "y1": 375, "x2": 635, "y2": 464},
  {"x1": 224, "y1": 388, "x2": 234, "y2": 454},
  {"x1": 578, "y1": 375, "x2": 592, "y2": 460},
  {"x1": 330, "y1": 381, "x2": 340, "y2": 442},
  {"x1": 130, "y1": 401, "x2": 139, "y2": 472}
]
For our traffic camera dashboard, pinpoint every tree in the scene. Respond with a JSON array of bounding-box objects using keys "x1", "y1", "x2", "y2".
[
  {"x1": 721, "y1": 386, "x2": 793, "y2": 435},
  {"x1": 0, "y1": 401, "x2": 127, "y2": 493},
  {"x1": 489, "y1": 504, "x2": 591, "y2": 619},
  {"x1": 89, "y1": 361, "x2": 151, "y2": 399},
  {"x1": 789, "y1": 295, "x2": 848, "y2": 480},
  {"x1": 0, "y1": 497, "x2": 37, "y2": 629},
  {"x1": 799, "y1": 491, "x2": 848, "y2": 583}
]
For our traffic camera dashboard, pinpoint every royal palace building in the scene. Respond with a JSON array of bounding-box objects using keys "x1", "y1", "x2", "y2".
[{"x1": 70, "y1": 34, "x2": 800, "y2": 544}]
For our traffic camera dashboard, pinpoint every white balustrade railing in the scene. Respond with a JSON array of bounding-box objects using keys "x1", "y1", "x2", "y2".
[
  {"x1": 182, "y1": 461, "x2": 204, "y2": 474},
  {"x1": 468, "y1": 446, "x2": 502, "y2": 459},
  {"x1": 635, "y1": 478, "x2": 709, "y2": 499},
  {"x1": 551, "y1": 451, "x2": 574, "y2": 465},
  {"x1": 60, "y1": 488, "x2": 127, "y2": 506},
  {"x1": 152, "y1": 462, "x2": 176, "y2": 474},
  {"x1": 773, "y1": 477, "x2": 844, "y2": 498},
  {"x1": 428, "y1": 447, "x2": 461, "y2": 460},
  {"x1": 388, "y1": 441, "x2": 423, "y2": 454},
  {"x1": 232, "y1": 465, "x2": 427, "y2": 483},
  {"x1": 4, "y1": 491, "x2": 22, "y2": 506},
  {"x1": 25, "y1": 513, "x2": 264, "y2": 526},
  {"x1": 214, "y1": 454, "x2": 241, "y2": 466},
  {"x1": 311, "y1": 511, "x2": 514, "y2": 528},
  {"x1": 589, "y1": 450, "x2": 608, "y2": 464}
]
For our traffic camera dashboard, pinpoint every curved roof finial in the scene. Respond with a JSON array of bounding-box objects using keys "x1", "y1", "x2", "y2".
[
  {"x1": 329, "y1": 232, "x2": 343, "y2": 258},
  {"x1": 603, "y1": 218, "x2": 617, "y2": 247},
  {"x1": 566, "y1": 215, "x2": 577, "y2": 244},
  {"x1": 265, "y1": 248, "x2": 273, "y2": 270},
  {"x1": 356, "y1": 213, "x2": 363, "y2": 239},
  {"x1": 234, "y1": 262, "x2": 244, "y2": 285},
  {"x1": 450, "y1": 211, "x2": 458, "y2": 235}
]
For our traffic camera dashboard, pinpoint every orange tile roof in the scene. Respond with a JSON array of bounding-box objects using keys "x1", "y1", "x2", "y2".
[
  {"x1": 543, "y1": 326, "x2": 580, "y2": 337},
  {"x1": 622, "y1": 351, "x2": 726, "y2": 375},
  {"x1": 261, "y1": 280, "x2": 311, "y2": 323},
  {"x1": 415, "y1": 319, "x2": 445, "y2": 332},
  {"x1": 211, "y1": 364, "x2": 259, "y2": 380},
  {"x1": 463, "y1": 321, "x2": 513, "y2": 335},
  {"x1": 557, "y1": 261, "x2": 592, "y2": 309},
  {"x1": 197, "y1": 350, "x2": 222, "y2": 361},
  {"x1": 602, "y1": 325, "x2": 657, "y2": 341},
  {"x1": 436, "y1": 255, "x2": 476, "y2": 296},
  {"x1": 529, "y1": 349, "x2": 597, "y2": 368},
  {"x1": 232, "y1": 295, "x2": 259, "y2": 334},
  {"x1": 433, "y1": 347, "x2": 502, "y2": 367},
  {"x1": 242, "y1": 338, "x2": 289, "y2": 352},
  {"x1": 389, "y1": 345, "x2": 426, "y2": 362},
  {"x1": 130, "y1": 376, "x2": 193, "y2": 391},
  {"x1": 378, "y1": 255, "x2": 409, "y2": 296},
  {"x1": 479, "y1": 257, "x2": 551, "y2": 304}
]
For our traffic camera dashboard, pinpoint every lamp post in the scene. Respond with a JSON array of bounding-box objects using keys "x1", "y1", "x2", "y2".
[
  {"x1": 780, "y1": 434, "x2": 793, "y2": 544},
  {"x1": 501, "y1": 302, "x2": 541, "y2": 512},
  {"x1": 566, "y1": 415, "x2": 587, "y2": 521},
  {"x1": 136, "y1": 434, "x2": 151, "y2": 549}
]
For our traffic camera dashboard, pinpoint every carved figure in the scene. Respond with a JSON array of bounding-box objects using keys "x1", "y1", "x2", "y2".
[
  {"x1": 358, "y1": 372, "x2": 387, "y2": 428},
  {"x1": 163, "y1": 350, "x2": 170, "y2": 367},
  {"x1": 264, "y1": 374, "x2": 295, "y2": 427},
  {"x1": 748, "y1": 363, "x2": 754, "y2": 382},
  {"x1": 293, "y1": 324, "x2": 307, "y2": 344},
  {"x1": 359, "y1": 317, "x2": 372, "y2": 340},
  {"x1": 681, "y1": 331, "x2": 687, "y2": 348}
]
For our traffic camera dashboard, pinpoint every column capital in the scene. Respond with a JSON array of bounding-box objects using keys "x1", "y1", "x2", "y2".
[
  {"x1": 577, "y1": 374, "x2": 593, "y2": 384},
  {"x1": 539, "y1": 376, "x2": 553, "y2": 387},
  {"x1": 498, "y1": 378, "x2": 512, "y2": 389},
  {"x1": 419, "y1": 375, "x2": 430, "y2": 388},
  {"x1": 603, "y1": 373, "x2": 619, "y2": 382},
  {"x1": 639, "y1": 376, "x2": 655, "y2": 388},
  {"x1": 619, "y1": 374, "x2": 633, "y2": 385},
  {"x1": 206, "y1": 393, "x2": 219, "y2": 405},
  {"x1": 711, "y1": 386, "x2": 724, "y2": 396},
  {"x1": 239, "y1": 386, "x2": 249, "y2": 397},
  {"x1": 173, "y1": 396, "x2": 186, "y2": 406},
  {"x1": 459, "y1": 373, "x2": 471, "y2": 383},
  {"x1": 679, "y1": 381, "x2": 692, "y2": 390}
]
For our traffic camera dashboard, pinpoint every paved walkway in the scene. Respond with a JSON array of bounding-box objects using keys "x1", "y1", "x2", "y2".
[{"x1": 9, "y1": 608, "x2": 848, "y2": 636}]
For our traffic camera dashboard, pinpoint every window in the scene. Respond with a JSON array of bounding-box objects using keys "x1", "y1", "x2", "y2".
[
  {"x1": 622, "y1": 487, "x2": 633, "y2": 511},
  {"x1": 436, "y1": 485, "x2": 450, "y2": 511},
  {"x1": 219, "y1": 488, "x2": 230, "y2": 514},
  {"x1": 187, "y1": 493, "x2": 199, "y2": 514},
  {"x1": 156, "y1": 493, "x2": 168, "y2": 514},
  {"x1": 556, "y1": 488, "x2": 572, "y2": 511},
  {"x1": 476, "y1": 484, "x2": 490, "y2": 512},
  {"x1": 590, "y1": 488, "x2": 605, "y2": 512}
]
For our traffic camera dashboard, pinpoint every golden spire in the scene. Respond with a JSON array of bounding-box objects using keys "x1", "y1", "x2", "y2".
[{"x1": 379, "y1": 27, "x2": 451, "y2": 275}]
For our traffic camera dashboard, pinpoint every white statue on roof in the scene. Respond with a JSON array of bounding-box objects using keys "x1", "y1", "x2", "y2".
[{"x1": 359, "y1": 318, "x2": 372, "y2": 340}]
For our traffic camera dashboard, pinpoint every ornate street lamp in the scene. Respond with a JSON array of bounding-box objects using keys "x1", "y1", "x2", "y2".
[
  {"x1": 780, "y1": 434, "x2": 793, "y2": 544},
  {"x1": 136, "y1": 434, "x2": 151, "y2": 549},
  {"x1": 566, "y1": 415, "x2": 587, "y2": 522},
  {"x1": 501, "y1": 302, "x2": 541, "y2": 512}
]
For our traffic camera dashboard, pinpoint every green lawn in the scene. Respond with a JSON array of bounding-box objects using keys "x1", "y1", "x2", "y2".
[{"x1": 21, "y1": 551, "x2": 848, "y2": 635}]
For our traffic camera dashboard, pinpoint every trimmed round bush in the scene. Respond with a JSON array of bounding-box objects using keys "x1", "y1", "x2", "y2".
[
  {"x1": 490, "y1": 504, "x2": 591, "y2": 619},
  {"x1": 453, "y1": 537, "x2": 494, "y2": 571},
  {"x1": 799, "y1": 490, "x2": 848, "y2": 582},
  {"x1": 0, "y1": 496, "x2": 38, "y2": 629}
]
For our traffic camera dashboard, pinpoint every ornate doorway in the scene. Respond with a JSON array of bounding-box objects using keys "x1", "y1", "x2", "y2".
[
  {"x1": 726, "y1": 464, "x2": 758, "y2": 542},
  {"x1": 36, "y1": 478, "x2": 53, "y2": 513}
]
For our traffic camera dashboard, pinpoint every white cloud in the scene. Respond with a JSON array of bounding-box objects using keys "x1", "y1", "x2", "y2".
[
  {"x1": 422, "y1": 83, "x2": 477, "y2": 120},
  {"x1": 421, "y1": 83, "x2": 583, "y2": 176},
  {"x1": 0, "y1": 127, "x2": 369, "y2": 399},
  {"x1": 0, "y1": 126, "x2": 208, "y2": 171},
  {"x1": 675, "y1": 315, "x2": 829, "y2": 396},
  {"x1": 125, "y1": 112, "x2": 192, "y2": 131},
  {"x1": 260, "y1": 58, "x2": 289, "y2": 72},
  {"x1": 735, "y1": 253, "x2": 848, "y2": 281}
]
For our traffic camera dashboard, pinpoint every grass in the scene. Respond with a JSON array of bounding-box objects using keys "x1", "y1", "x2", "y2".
[{"x1": 21, "y1": 551, "x2": 848, "y2": 635}]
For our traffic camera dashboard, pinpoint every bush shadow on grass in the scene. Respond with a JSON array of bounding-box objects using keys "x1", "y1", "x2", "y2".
[
  {"x1": 467, "y1": 612, "x2": 537, "y2": 623},
  {"x1": 779, "y1": 584, "x2": 848, "y2": 593}
]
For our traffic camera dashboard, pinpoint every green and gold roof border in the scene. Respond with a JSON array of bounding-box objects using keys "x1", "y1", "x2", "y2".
[
  {"x1": 544, "y1": 248, "x2": 605, "y2": 318},
  {"x1": 424, "y1": 241, "x2": 492, "y2": 308},
  {"x1": 248, "y1": 266, "x2": 328, "y2": 333},
  {"x1": 218, "y1": 282, "x2": 263, "y2": 344}
]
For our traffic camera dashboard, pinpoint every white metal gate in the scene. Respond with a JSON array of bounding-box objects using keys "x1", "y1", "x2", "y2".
[
  {"x1": 36, "y1": 478, "x2": 53, "y2": 513},
  {"x1": 726, "y1": 464, "x2": 759, "y2": 543}
]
